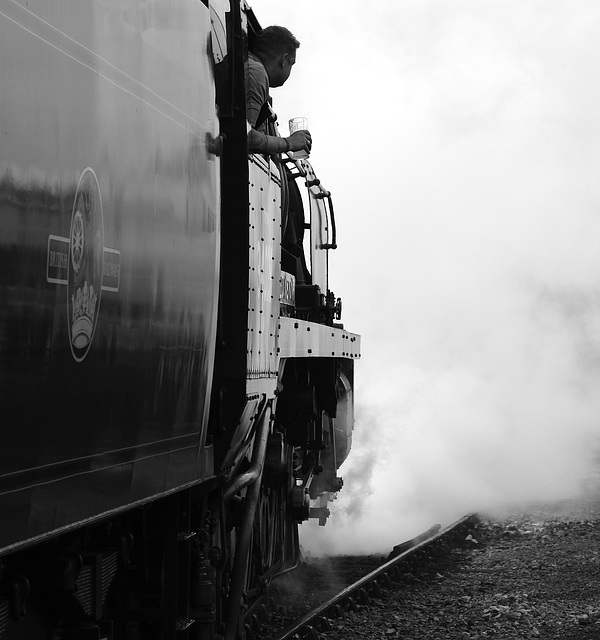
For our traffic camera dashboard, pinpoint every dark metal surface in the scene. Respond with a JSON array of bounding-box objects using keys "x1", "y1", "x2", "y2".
[{"x1": 0, "y1": 0, "x2": 220, "y2": 554}]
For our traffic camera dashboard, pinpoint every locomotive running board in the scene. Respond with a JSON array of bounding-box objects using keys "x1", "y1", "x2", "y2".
[{"x1": 277, "y1": 317, "x2": 361, "y2": 360}]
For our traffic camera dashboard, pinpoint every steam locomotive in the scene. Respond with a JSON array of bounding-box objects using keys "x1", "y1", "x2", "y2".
[{"x1": 0, "y1": 1, "x2": 360, "y2": 638}]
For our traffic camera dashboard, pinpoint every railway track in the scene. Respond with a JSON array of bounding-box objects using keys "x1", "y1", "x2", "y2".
[{"x1": 252, "y1": 515, "x2": 478, "y2": 640}]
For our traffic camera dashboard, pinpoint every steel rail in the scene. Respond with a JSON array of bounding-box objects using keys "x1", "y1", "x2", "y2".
[{"x1": 270, "y1": 514, "x2": 478, "y2": 640}]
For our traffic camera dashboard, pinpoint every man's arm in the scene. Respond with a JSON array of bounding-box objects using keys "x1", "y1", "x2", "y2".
[
  {"x1": 247, "y1": 122, "x2": 289, "y2": 154},
  {"x1": 248, "y1": 127, "x2": 312, "y2": 155}
]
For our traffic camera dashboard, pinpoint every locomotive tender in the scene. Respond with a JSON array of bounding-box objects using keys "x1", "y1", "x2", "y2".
[{"x1": 0, "y1": 1, "x2": 360, "y2": 638}]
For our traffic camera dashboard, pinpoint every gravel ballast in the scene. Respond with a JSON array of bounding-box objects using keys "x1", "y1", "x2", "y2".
[{"x1": 265, "y1": 496, "x2": 600, "y2": 639}]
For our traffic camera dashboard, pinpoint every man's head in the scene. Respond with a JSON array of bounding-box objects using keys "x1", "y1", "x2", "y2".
[{"x1": 251, "y1": 26, "x2": 300, "y2": 88}]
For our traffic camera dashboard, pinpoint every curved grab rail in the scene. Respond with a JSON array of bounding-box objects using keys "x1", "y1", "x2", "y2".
[
  {"x1": 316, "y1": 191, "x2": 337, "y2": 251},
  {"x1": 307, "y1": 168, "x2": 336, "y2": 251}
]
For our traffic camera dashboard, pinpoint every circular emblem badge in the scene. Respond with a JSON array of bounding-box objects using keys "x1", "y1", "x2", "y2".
[{"x1": 67, "y1": 168, "x2": 104, "y2": 362}]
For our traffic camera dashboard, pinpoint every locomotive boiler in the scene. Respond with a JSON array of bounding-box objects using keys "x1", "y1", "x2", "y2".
[{"x1": 0, "y1": 1, "x2": 360, "y2": 638}]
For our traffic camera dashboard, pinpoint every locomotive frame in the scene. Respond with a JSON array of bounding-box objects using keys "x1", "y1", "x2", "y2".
[{"x1": 0, "y1": 1, "x2": 360, "y2": 638}]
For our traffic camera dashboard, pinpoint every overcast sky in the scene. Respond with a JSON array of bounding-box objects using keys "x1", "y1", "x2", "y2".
[{"x1": 250, "y1": 0, "x2": 600, "y2": 554}]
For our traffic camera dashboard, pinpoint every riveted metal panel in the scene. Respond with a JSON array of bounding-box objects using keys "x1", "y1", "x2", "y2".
[
  {"x1": 277, "y1": 317, "x2": 361, "y2": 360},
  {"x1": 247, "y1": 155, "x2": 282, "y2": 387}
]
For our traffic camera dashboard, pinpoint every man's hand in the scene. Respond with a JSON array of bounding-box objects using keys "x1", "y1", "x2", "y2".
[{"x1": 286, "y1": 130, "x2": 312, "y2": 154}]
